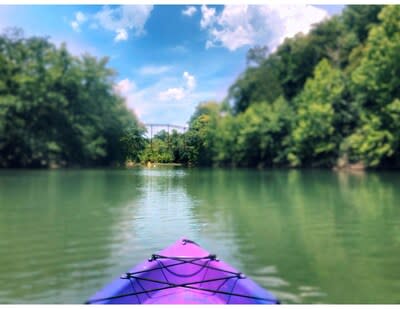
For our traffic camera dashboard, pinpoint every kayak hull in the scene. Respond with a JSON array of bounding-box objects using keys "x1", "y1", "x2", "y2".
[{"x1": 87, "y1": 238, "x2": 279, "y2": 304}]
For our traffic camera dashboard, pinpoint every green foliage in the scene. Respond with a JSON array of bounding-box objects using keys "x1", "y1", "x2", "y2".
[
  {"x1": 0, "y1": 29, "x2": 143, "y2": 167},
  {"x1": 346, "y1": 6, "x2": 400, "y2": 167},
  {"x1": 5, "y1": 4, "x2": 397, "y2": 170},
  {"x1": 343, "y1": 98, "x2": 400, "y2": 167},
  {"x1": 169, "y1": 130, "x2": 190, "y2": 164},
  {"x1": 276, "y1": 33, "x2": 318, "y2": 100},
  {"x1": 246, "y1": 45, "x2": 269, "y2": 67},
  {"x1": 288, "y1": 59, "x2": 345, "y2": 167},
  {"x1": 138, "y1": 129, "x2": 190, "y2": 164},
  {"x1": 164, "y1": 5, "x2": 399, "y2": 169},
  {"x1": 140, "y1": 138, "x2": 174, "y2": 164},
  {"x1": 213, "y1": 113, "x2": 241, "y2": 166},
  {"x1": 187, "y1": 97, "x2": 292, "y2": 168},
  {"x1": 351, "y1": 5, "x2": 400, "y2": 110},
  {"x1": 233, "y1": 97, "x2": 292, "y2": 167},
  {"x1": 274, "y1": 7, "x2": 385, "y2": 100},
  {"x1": 226, "y1": 54, "x2": 283, "y2": 114},
  {"x1": 342, "y1": 5, "x2": 385, "y2": 43},
  {"x1": 186, "y1": 101, "x2": 220, "y2": 166},
  {"x1": 121, "y1": 125, "x2": 147, "y2": 162}
]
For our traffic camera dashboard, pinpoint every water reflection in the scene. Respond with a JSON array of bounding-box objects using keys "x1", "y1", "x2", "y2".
[
  {"x1": 0, "y1": 168, "x2": 399, "y2": 303},
  {"x1": 183, "y1": 169, "x2": 400, "y2": 304},
  {"x1": 0, "y1": 169, "x2": 144, "y2": 303},
  {"x1": 127, "y1": 168, "x2": 199, "y2": 251}
]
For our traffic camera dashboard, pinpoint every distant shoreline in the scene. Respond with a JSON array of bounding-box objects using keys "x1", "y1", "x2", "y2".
[{"x1": 3, "y1": 162, "x2": 400, "y2": 171}]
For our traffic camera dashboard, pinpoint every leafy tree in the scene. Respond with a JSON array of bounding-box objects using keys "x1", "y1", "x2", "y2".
[
  {"x1": 343, "y1": 104, "x2": 400, "y2": 167},
  {"x1": 0, "y1": 29, "x2": 143, "y2": 167},
  {"x1": 342, "y1": 5, "x2": 384, "y2": 43},
  {"x1": 288, "y1": 59, "x2": 345, "y2": 167},
  {"x1": 231, "y1": 97, "x2": 291, "y2": 167},
  {"x1": 140, "y1": 138, "x2": 174, "y2": 164},
  {"x1": 185, "y1": 101, "x2": 221, "y2": 166},
  {"x1": 226, "y1": 54, "x2": 283, "y2": 114},
  {"x1": 170, "y1": 130, "x2": 192, "y2": 164},
  {"x1": 121, "y1": 124, "x2": 147, "y2": 162},
  {"x1": 276, "y1": 33, "x2": 319, "y2": 100},
  {"x1": 213, "y1": 113, "x2": 241, "y2": 166},
  {"x1": 345, "y1": 6, "x2": 400, "y2": 166},
  {"x1": 143, "y1": 5, "x2": 399, "y2": 170},
  {"x1": 246, "y1": 45, "x2": 269, "y2": 67}
]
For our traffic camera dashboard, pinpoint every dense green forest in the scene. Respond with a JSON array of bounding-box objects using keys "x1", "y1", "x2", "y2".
[
  {"x1": 1, "y1": 5, "x2": 400, "y2": 169},
  {"x1": 143, "y1": 5, "x2": 400, "y2": 169},
  {"x1": 0, "y1": 28, "x2": 145, "y2": 168}
]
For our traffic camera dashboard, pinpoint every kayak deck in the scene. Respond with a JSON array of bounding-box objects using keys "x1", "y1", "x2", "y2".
[{"x1": 86, "y1": 238, "x2": 279, "y2": 304}]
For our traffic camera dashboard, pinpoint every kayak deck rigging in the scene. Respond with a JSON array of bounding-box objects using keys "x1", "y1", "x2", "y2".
[{"x1": 86, "y1": 238, "x2": 280, "y2": 304}]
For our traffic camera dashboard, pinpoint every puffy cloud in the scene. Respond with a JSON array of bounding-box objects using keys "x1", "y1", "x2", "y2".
[
  {"x1": 114, "y1": 78, "x2": 146, "y2": 117},
  {"x1": 75, "y1": 11, "x2": 87, "y2": 23},
  {"x1": 205, "y1": 40, "x2": 214, "y2": 49},
  {"x1": 159, "y1": 71, "x2": 196, "y2": 101},
  {"x1": 114, "y1": 78, "x2": 136, "y2": 94},
  {"x1": 182, "y1": 6, "x2": 197, "y2": 17},
  {"x1": 52, "y1": 37, "x2": 100, "y2": 58},
  {"x1": 159, "y1": 88, "x2": 186, "y2": 101},
  {"x1": 71, "y1": 21, "x2": 80, "y2": 32},
  {"x1": 201, "y1": 5, "x2": 329, "y2": 51},
  {"x1": 115, "y1": 28, "x2": 128, "y2": 41},
  {"x1": 138, "y1": 65, "x2": 171, "y2": 75},
  {"x1": 183, "y1": 71, "x2": 196, "y2": 90},
  {"x1": 70, "y1": 11, "x2": 87, "y2": 32},
  {"x1": 114, "y1": 74, "x2": 216, "y2": 125},
  {"x1": 200, "y1": 5, "x2": 216, "y2": 29},
  {"x1": 94, "y1": 5, "x2": 153, "y2": 41},
  {"x1": 69, "y1": 6, "x2": 153, "y2": 42}
]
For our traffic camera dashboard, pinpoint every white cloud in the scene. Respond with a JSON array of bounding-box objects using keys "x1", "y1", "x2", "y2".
[
  {"x1": 205, "y1": 40, "x2": 214, "y2": 49},
  {"x1": 159, "y1": 71, "x2": 196, "y2": 102},
  {"x1": 114, "y1": 75, "x2": 216, "y2": 125},
  {"x1": 115, "y1": 28, "x2": 128, "y2": 41},
  {"x1": 200, "y1": 5, "x2": 216, "y2": 29},
  {"x1": 201, "y1": 5, "x2": 329, "y2": 51},
  {"x1": 70, "y1": 21, "x2": 80, "y2": 32},
  {"x1": 159, "y1": 88, "x2": 186, "y2": 101},
  {"x1": 52, "y1": 37, "x2": 100, "y2": 58},
  {"x1": 68, "y1": 6, "x2": 153, "y2": 42},
  {"x1": 182, "y1": 6, "x2": 197, "y2": 17},
  {"x1": 94, "y1": 5, "x2": 153, "y2": 42},
  {"x1": 114, "y1": 78, "x2": 136, "y2": 94},
  {"x1": 76, "y1": 11, "x2": 87, "y2": 23},
  {"x1": 138, "y1": 65, "x2": 171, "y2": 76},
  {"x1": 70, "y1": 11, "x2": 87, "y2": 32},
  {"x1": 183, "y1": 71, "x2": 196, "y2": 90},
  {"x1": 114, "y1": 78, "x2": 146, "y2": 117}
]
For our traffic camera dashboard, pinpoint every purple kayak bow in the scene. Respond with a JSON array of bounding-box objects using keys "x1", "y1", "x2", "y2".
[{"x1": 86, "y1": 238, "x2": 279, "y2": 304}]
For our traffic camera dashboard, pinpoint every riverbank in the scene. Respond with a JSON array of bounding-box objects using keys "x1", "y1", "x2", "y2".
[{"x1": 125, "y1": 160, "x2": 184, "y2": 168}]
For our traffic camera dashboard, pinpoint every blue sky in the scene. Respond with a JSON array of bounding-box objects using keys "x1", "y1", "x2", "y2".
[{"x1": 0, "y1": 4, "x2": 345, "y2": 127}]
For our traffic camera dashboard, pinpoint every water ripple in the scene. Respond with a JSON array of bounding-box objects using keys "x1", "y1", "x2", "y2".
[{"x1": 1, "y1": 168, "x2": 400, "y2": 303}]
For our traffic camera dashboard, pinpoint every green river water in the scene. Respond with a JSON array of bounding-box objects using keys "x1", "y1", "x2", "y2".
[{"x1": 0, "y1": 168, "x2": 399, "y2": 304}]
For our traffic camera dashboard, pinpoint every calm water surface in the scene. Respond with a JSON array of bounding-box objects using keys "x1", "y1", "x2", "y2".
[{"x1": 0, "y1": 168, "x2": 399, "y2": 304}]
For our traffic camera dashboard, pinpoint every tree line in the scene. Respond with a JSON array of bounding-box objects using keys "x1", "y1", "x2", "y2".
[
  {"x1": 145, "y1": 5, "x2": 400, "y2": 169},
  {"x1": 0, "y1": 28, "x2": 145, "y2": 168},
  {"x1": 1, "y1": 5, "x2": 399, "y2": 169}
]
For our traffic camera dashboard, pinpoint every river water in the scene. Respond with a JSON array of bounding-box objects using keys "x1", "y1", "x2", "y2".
[{"x1": 0, "y1": 168, "x2": 399, "y2": 303}]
